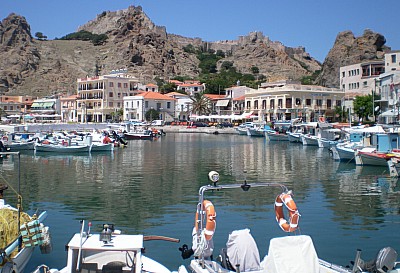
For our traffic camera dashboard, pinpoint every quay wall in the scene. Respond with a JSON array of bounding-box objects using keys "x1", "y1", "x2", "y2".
[{"x1": 0, "y1": 124, "x2": 237, "y2": 135}]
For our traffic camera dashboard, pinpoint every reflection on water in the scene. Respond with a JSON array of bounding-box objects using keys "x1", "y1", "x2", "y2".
[{"x1": 0, "y1": 134, "x2": 398, "y2": 271}]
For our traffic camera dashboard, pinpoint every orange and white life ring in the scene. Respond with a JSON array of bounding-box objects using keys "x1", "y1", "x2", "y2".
[
  {"x1": 195, "y1": 200, "x2": 216, "y2": 240},
  {"x1": 2, "y1": 135, "x2": 8, "y2": 142},
  {"x1": 274, "y1": 193, "x2": 300, "y2": 232},
  {"x1": 318, "y1": 116, "x2": 326, "y2": 123}
]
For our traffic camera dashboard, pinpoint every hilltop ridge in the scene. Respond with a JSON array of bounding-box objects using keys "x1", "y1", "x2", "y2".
[{"x1": 0, "y1": 5, "x2": 391, "y2": 97}]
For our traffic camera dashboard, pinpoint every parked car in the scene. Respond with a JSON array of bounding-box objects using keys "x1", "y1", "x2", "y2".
[
  {"x1": 217, "y1": 122, "x2": 233, "y2": 128},
  {"x1": 191, "y1": 122, "x2": 210, "y2": 127}
]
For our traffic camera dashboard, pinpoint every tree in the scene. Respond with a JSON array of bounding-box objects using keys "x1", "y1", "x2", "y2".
[
  {"x1": 145, "y1": 108, "x2": 160, "y2": 121},
  {"x1": 353, "y1": 95, "x2": 373, "y2": 122},
  {"x1": 190, "y1": 93, "x2": 212, "y2": 115},
  {"x1": 160, "y1": 82, "x2": 177, "y2": 94},
  {"x1": 251, "y1": 66, "x2": 259, "y2": 74},
  {"x1": 35, "y1": 32, "x2": 47, "y2": 40},
  {"x1": 220, "y1": 61, "x2": 234, "y2": 71}
]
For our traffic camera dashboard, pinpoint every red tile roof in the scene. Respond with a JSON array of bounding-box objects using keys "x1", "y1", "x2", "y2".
[{"x1": 138, "y1": 91, "x2": 176, "y2": 100}]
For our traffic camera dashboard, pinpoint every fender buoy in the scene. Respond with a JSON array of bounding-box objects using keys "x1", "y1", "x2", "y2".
[
  {"x1": 274, "y1": 193, "x2": 300, "y2": 232},
  {"x1": 195, "y1": 200, "x2": 216, "y2": 240}
]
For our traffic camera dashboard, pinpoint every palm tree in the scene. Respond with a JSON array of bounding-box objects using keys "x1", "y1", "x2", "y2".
[{"x1": 190, "y1": 93, "x2": 212, "y2": 115}]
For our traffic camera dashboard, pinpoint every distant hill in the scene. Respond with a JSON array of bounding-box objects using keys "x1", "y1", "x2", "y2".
[{"x1": 0, "y1": 5, "x2": 391, "y2": 97}]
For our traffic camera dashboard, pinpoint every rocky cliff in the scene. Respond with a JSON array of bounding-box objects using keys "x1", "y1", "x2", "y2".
[
  {"x1": 316, "y1": 29, "x2": 390, "y2": 87},
  {"x1": 0, "y1": 6, "x2": 391, "y2": 97}
]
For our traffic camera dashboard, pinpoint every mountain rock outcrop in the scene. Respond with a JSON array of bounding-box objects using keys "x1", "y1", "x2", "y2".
[
  {"x1": 0, "y1": 6, "x2": 391, "y2": 97},
  {"x1": 316, "y1": 29, "x2": 390, "y2": 87}
]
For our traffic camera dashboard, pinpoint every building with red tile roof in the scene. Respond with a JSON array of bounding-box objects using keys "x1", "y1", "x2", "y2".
[{"x1": 123, "y1": 91, "x2": 176, "y2": 122}]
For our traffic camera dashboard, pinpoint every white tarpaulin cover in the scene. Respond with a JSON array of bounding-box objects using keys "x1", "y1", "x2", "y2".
[
  {"x1": 226, "y1": 229, "x2": 260, "y2": 272},
  {"x1": 380, "y1": 109, "x2": 397, "y2": 117},
  {"x1": 261, "y1": 235, "x2": 319, "y2": 273},
  {"x1": 215, "y1": 100, "x2": 230, "y2": 107}
]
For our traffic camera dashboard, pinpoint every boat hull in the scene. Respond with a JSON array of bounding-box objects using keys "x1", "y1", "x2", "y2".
[
  {"x1": 91, "y1": 143, "x2": 114, "y2": 152},
  {"x1": 266, "y1": 132, "x2": 288, "y2": 141},
  {"x1": 5, "y1": 142, "x2": 35, "y2": 151},
  {"x1": 35, "y1": 143, "x2": 91, "y2": 153},
  {"x1": 124, "y1": 132, "x2": 153, "y2": 140}
]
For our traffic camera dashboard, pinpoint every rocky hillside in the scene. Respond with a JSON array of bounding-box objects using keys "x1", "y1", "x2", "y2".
[
  {"x1": 0, "y1": 5, "x2": 391, "y2": 97},
  {"x1": 316, "y1": 29, "x2": 390, "y2": 87}
]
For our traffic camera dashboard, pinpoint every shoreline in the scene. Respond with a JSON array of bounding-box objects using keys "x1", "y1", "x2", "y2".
[{"x1": 0, "y1": 123, "x2": 238, "y2": 135}]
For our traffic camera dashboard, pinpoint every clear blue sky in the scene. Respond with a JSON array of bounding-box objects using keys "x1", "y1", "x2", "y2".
[{"x1": 1, "y1": 0, "x2": 399, "y2": 62}]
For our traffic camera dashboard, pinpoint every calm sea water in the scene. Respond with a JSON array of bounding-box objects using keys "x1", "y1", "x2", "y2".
[{"x1": 2, "y1": 133, "x2": 400, "y2": 272}]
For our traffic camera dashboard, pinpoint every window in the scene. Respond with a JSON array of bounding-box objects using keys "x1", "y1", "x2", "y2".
[
  {"x1": 167, "y1": 102, "x2": 171, "y2": 109},
  {"x1": 108, "y1": 102, "x2": 113, "y2": 107},
  {"x1": 342, "y1": 72, "x2": 345, "y2": 77},
  {"x1": 306, "y1": 99, "x2": 311, "y2": 106},
  {"x1": 391, "y1": 54, "x2": 397, "y2": 63},
  {"x1": 109, "y1": 92, "x2": 113, "y2": 97},
  {"x1": 123, "y1": 83, "x2": 128, "y2": 88},
  {"x1": 109, "y1": 82, "x2": 114, "y2": 87},
  {"x1": 316, "y1": 99, "x2": 322, "y2": 107},
  {"x1": 254, "y1": 100, "x2": 259, "y2": 109},
  {"x1": 145, "y1": 101, "x2": 149, "y2": 108},
  {"x1": 118, "y1": 83, "x2": 122, "y2": 88}
]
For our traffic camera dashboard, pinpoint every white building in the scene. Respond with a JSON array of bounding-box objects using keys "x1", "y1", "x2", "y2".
[
  {"x1": 385, "y1": 50, "x2": 400, "y2": 72},
  {"x1": 245, "y1": 80, "x2": 344, "y2": 122},
  {"x1": 123, "y1": 91, "x2": 176, "y2": 122},
  {"x1": 77, "y1": 70, "x2": 140, "y2": 123},
  {"x1": 215, "y1": 86, "x2": 253, "y2": 115},
  {"x1": 165, "y1": 92, "x2": 192, "y2": 121},
  {"x1": 339, "y1": 61, "x2": 385, "y2": 95}
]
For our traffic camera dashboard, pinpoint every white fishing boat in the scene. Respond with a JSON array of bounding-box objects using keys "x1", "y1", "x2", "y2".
[
  {"x1": 34, "y1": 142, "x2": 91, "y2": 153},
  {"x1": 90, "y1": 142, "x2": 114, "y2": 152},
  {"x1": 0, "y1": 152, "x2": 51, "y2": 273},
  {"x1": 265, "y1": 131, "x2": 289, "y2": 141},
  {"x1": 32, "y1": 221, "x2": 186, "y2": 273},
  {"x1": 287, "y1": 131, "x2": 303, "y2": 143},
  {"x1": 181, "y1": 171, "x2": 400, "y2": 273},
  {"x1": 301, "y1": 134, "x2": 320, "y2": 146}
]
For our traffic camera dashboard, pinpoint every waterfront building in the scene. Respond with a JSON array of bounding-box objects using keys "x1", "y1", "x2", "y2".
[
  {"x1": 245, "y1": 80, "x2": 344, "y2": 122},
  {"x1": 77, "y1": 70, "x2": 140, "y2": 123},
  {"x1": 371, "y1": 51, "x2": 400, "y2": 124},
  {"x1": 215, "y1": 86, "x2": 254, "y2": 116},
  {"x1": 123, "y1": 91, "x2": 176, "y2": 122},
  {"x1": 29, "y1": 98, "x2": 61, "y2": 123},
  {"x1": 165, "y1": 92, "x2": 192, "y2": 121},
  {"x1": 339, "y1": 61, "x2": 385, "y2": 96},
  {"x1": 0, "y1": 96, "x2": 34, "y2": 122},
  {"x1": 60, "y1": 95, "x2": 78, "y2": 123}
]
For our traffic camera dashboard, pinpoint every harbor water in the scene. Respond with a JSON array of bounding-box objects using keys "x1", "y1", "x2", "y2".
[{"x1": 2, "y1": 133, "x2": 399, "y2": 272}]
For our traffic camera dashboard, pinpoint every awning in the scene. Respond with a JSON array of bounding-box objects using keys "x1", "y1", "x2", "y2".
[
  {"x1": 241, "y1": 111, "x2": 254, "y2": 119},
  {"x1": 380, "y1": 109, "x2": 397, "y2": 117},
  {"x1": 215, "y1": 100, "x2": 230, "y2": 107}
]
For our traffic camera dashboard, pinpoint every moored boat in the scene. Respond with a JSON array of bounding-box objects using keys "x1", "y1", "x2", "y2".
[
  {"x1": 180, "y1": 171, "x2": 400, "y2": 273},
  {"x1": 265, "y1": 131, "x2": 289, "y2": 141},
  {"x1": 32, "y1": 221, "x2": 185, "y2": 273},
  {"x1": 0, "y1": 152, "x2": 51, "y2": 273},
  {"x1": 124, "y1": 129, "x2": 155, "y2": 140},
  {"x1": 34, "y1": 142, "x2": 91, "y2": 153}
]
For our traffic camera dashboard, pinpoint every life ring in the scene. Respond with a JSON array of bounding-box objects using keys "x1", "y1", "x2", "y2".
[
  {"x1": 274, "y1": 193, "x2": 300, "y2": 232},
  {"x1": 2, "y1": 136, "x2": 8, "y2": 142},
  {"x1": 195, "y1": 200, "x2": 216, "y2": 240},
  {"x1": 318, "y1": 116, "x2": 325, "y2": 123}
]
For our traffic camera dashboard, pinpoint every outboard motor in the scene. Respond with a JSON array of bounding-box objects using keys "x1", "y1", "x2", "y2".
[{"x1": 358, "y1": 247, "x2": 398, "y2": 273}]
